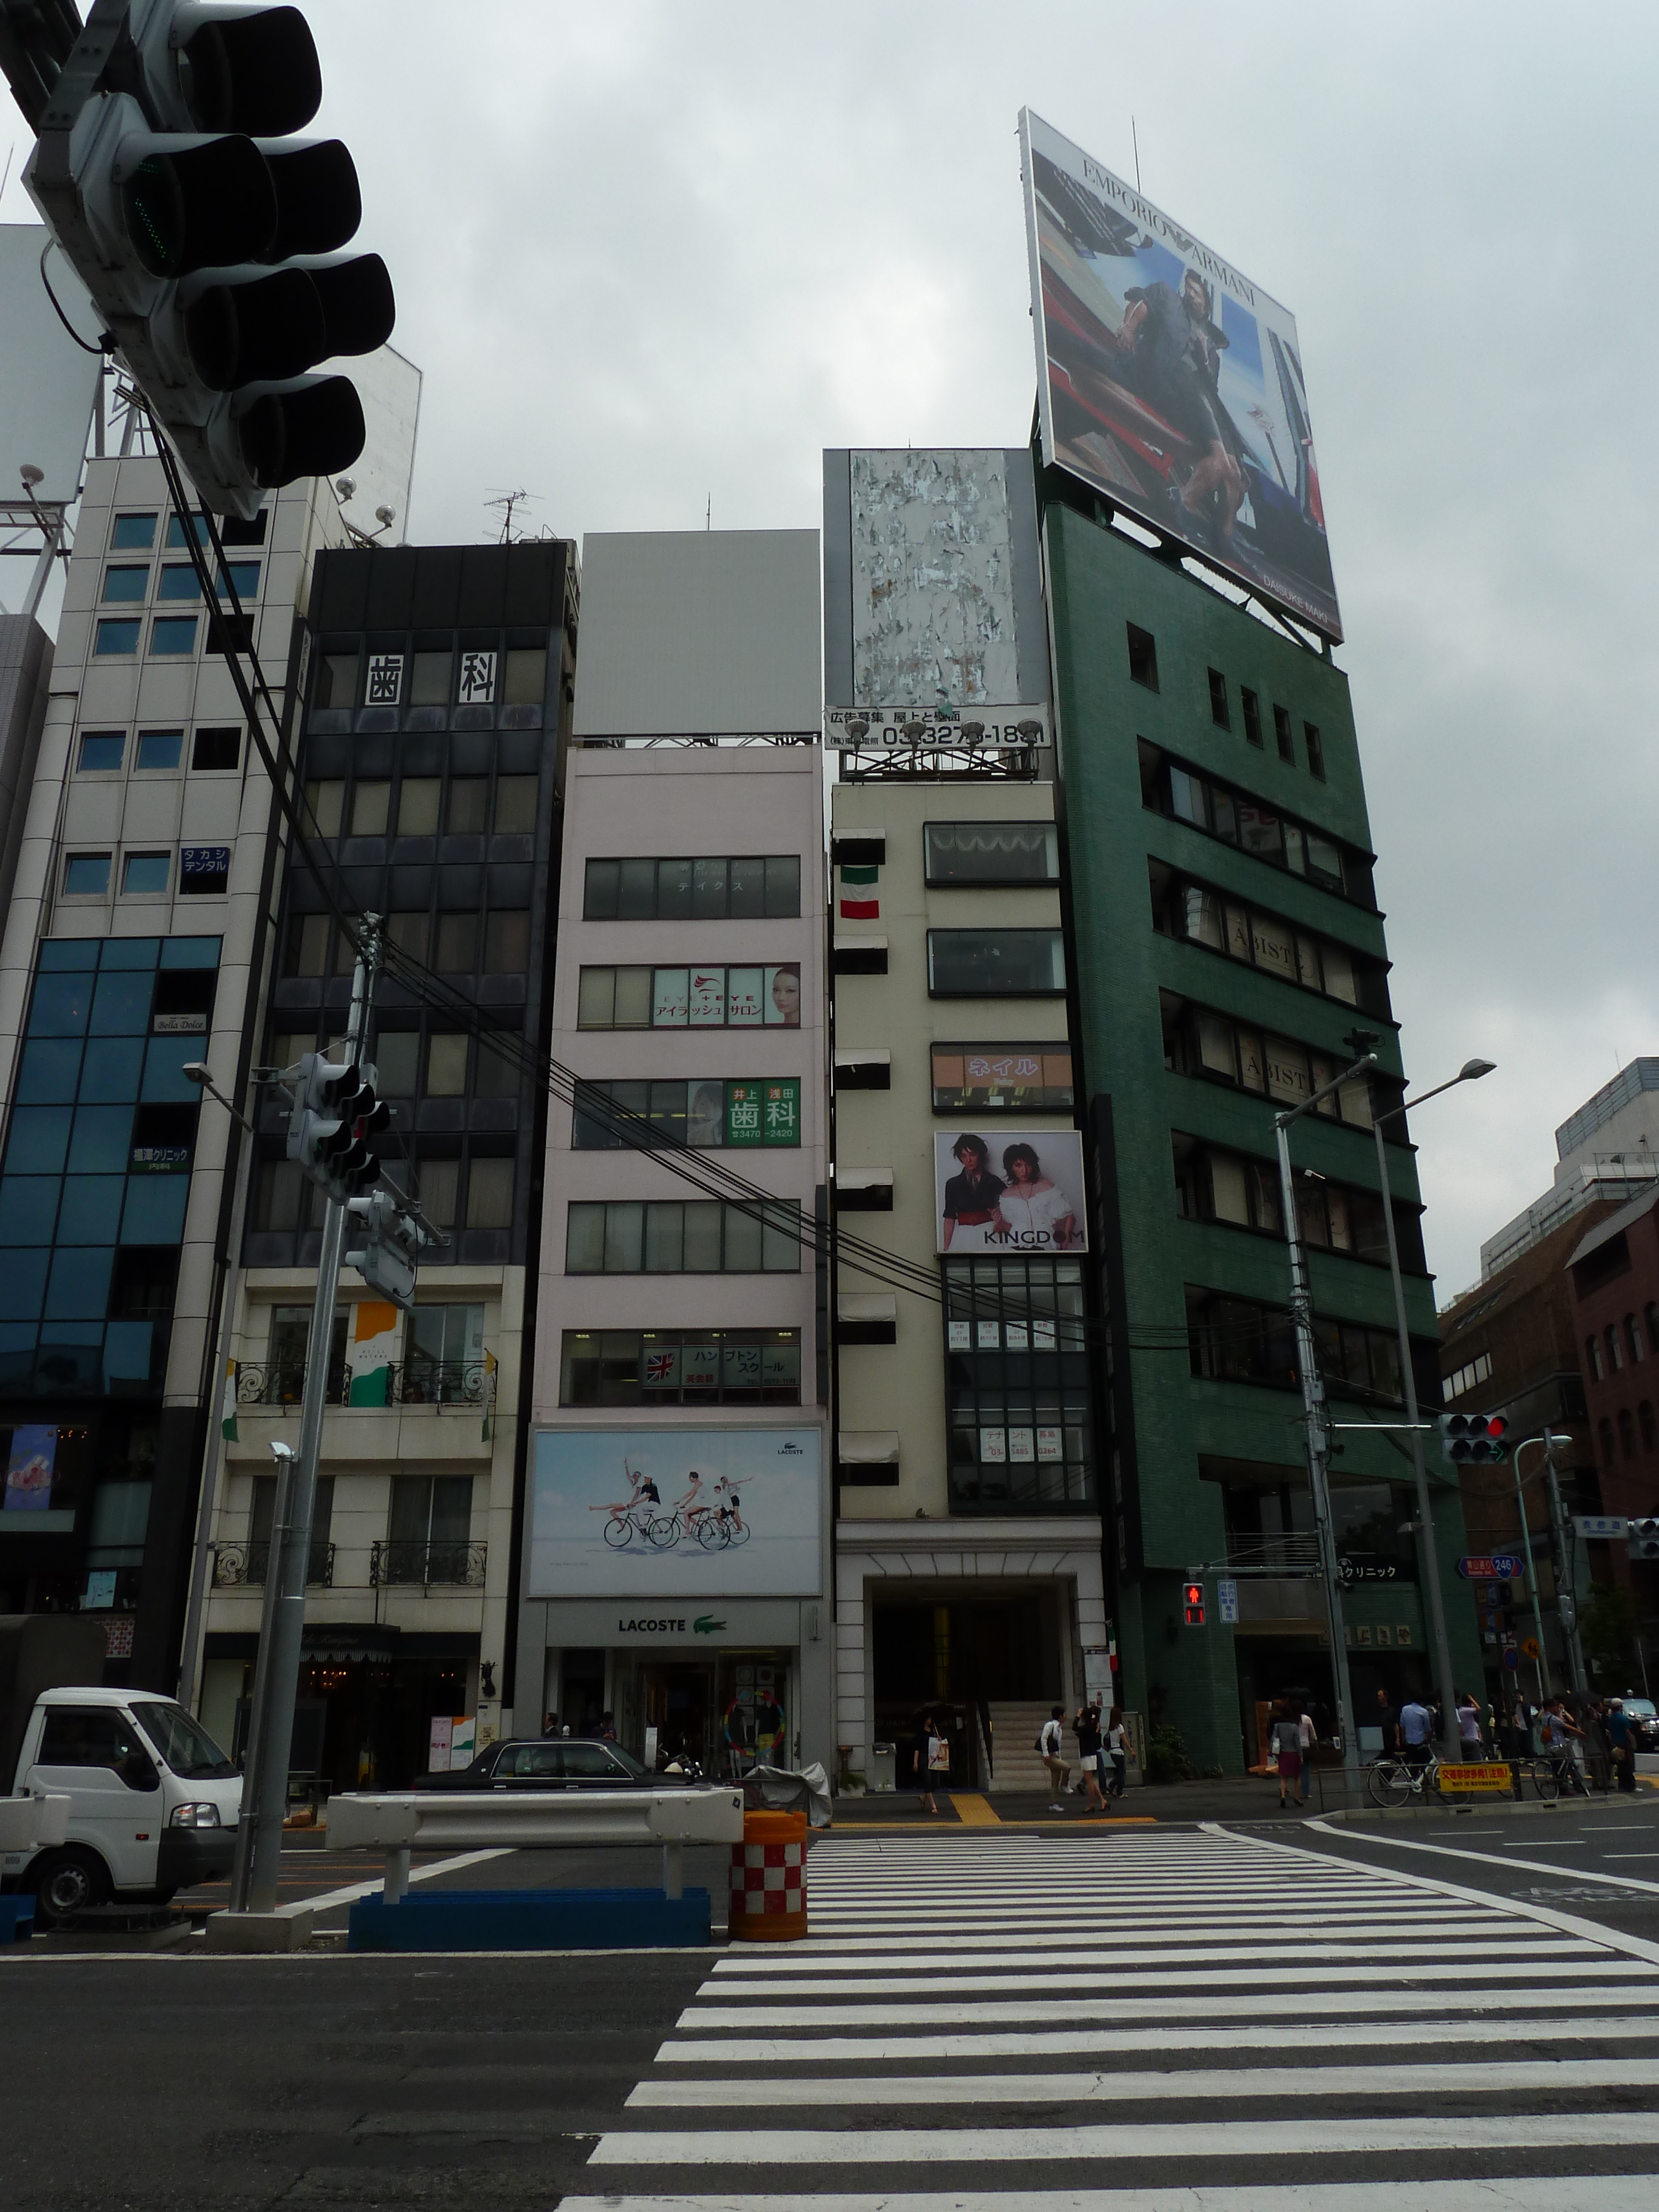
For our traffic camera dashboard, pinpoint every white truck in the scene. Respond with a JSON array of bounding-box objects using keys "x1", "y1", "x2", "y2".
[{"x1": 2, "y1": 1616, "x2": 241, "y2": 1925}]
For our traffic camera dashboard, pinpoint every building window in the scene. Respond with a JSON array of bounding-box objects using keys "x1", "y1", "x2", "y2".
[
  {"x1": 156, "y1": 563, "x2": 202, "y2": 601},
  {"x1": 1618, "y1": 1407, "x2": 1636, "y2": 1459},
  {"x1": 1186, "y1": 1284, "x2": 1405, "y2": 1405},
  {"x1": 349, "y1": 780, "x2": 390, "y2": 836},
  {"x1": 165, "y1": 514, "x2": 210, "y2": 551},
  {"x1": 77, "y1": 732, "x2": 126, "y2": 773},
  {"x1": 1139, "y1": 740, "x2": 1371, "y2": 905},
  {"x1": 446, "y1": 778, "x2": 488, "y2": 833},
  {"x1": 1274, "y1": 704, "x2": 1294, "y2": 762},
  {"x1": 408, "y1": 1303, "x2": 484, "y2": 1373},
  {"x1": 484, "y1": 909, "x2": 530, "y2": 972},
  {"x1": 926, "y1": 930, "x2": 1065, "y2": 997},
  {"x1": 1587, "y1": 1333, "x2": 1605, "y2": 1381},
  {"x1": 192, "y1": 727, "x2": 241, "y2": 772},
  {"x1": 425, "y1": 1033, "x2": 468, "y2": 1095},
  {"x1": 135, "y1": 729, "x2": 183, "y2": 771},
  {"x1": 1207, "y1": 669, "x2": 1230, "y2": 729},
  {"x1": 943, "y1": 1259, "x2": 1095, "y2": 1510},
  {"x1": 1627, "y1": 1314, "x2": 1645, "y2": 1364},
  {"x1": 565, "y1": 1198, "x2": 801, "y2": 1275},
  {"x1": 102, "y1": 565, "x2": 149, "y2": 602},
  {"x1": 372, "y1": 1031, "x2": 419, "y2": 1097},
  {"x1": 1161, "y1": 992, "x2": 1375, "y2": 1128},
  {"x1": 149, "y1": 615, "x2": 197, "y2": 656},
  {"x1": 95, "y1": 619, "x2": 140, "y2": 656},
  {"x1": 572, "y1": 1077, "x2": 801, "y2": 1150},
  {"x1": 582, "y1": 854, "x2": 801, "y2": 920},
  {"x1": 1441, "y1": 1350, "x2": 1494, "y2": 1403},
  {"x1": 1607, "y1": 1324, "x2": 1624, "y2": 1373},
  {"x1": 281, "y1": 913, "x2": 330, "y2": 977},
  {"x1": 63, "y1": 853, "x2": 112, "y2": 899},
  {"x1": 1641, "y1": 1401, "x2": 1658, "y2": 1453},
  {"x1": 434, "y1": 912, "x2": 479, "y2": 972},
  {"x1": 1126, "y1": 624, "x2": 1159, "y2": 691},
  {"x1": 218, "y1": 560, "x2": 259, "y2": 599},
  {"x1": 313, "y1": 652, "x2": 358, "y2": 709},
  {"x1": 576, "y1": 963, "x2": 801, "y2": 1029},
  {"x1": 494, "y1": 775, "x2": 539, "y2": 832},
  {"x1": 386, "y1": 1474, "x2": 474, "y2": 1582},
  {"x1": 1241, "y1": 687, "x2": 1264, "y2": 748},
  {"x1": 1173, "y1": 1133, "x2": 1404, "y2": 1268},
  {"x1": 303, "y1": 779, "x2": 344, "y2": 837},
  {"x1": 121, "y1": 853, "x2": 170, "y2": 896},
  {"x1": 930, "y1": 1044, "x2": 1074, "y2": 1114},
  {"x1": 1304, "y1": 723, "x2": 1326, "y2": 780},
  {"x1": 922, "y1": 822, "x2": 1058, "y2": 886},
  {"x1": 111, "y1": 513, "x2": 157, "y2": 550},
  {"x1": 1149, "y1": 862, "x2": 1387, "y2": 1016},
  {"x1": 559, "y1": 1327, "x2": 801, "y2": 1406},
  {"x1": 179, "y1": 844, "x2": 230, "y2": 896},
  {"x1": 413, "y1": 1159, "x2": 458, "y2": 1227},
  {"x1": 465, "y1": 1157, "x2": 514, "y2": 1229}
]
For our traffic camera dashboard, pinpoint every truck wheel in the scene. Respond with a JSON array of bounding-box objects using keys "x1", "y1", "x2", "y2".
[{"x1": 32, "y1": 1848, "x2": 111, "y2": 1927}]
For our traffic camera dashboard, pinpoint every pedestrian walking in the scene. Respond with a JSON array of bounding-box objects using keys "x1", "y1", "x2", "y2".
[
  {"x1": 1399, "y1": 1692, "x2": 1433, "y2": 1770},
  {"x1": 1455, "y1": 1690, "x2": 1484, "y2": 1759},
  {"x1": 1269, "y1": 1700, "x2": 1302, "y2": 1810},
  {"x1": 910, "y1": 1711, "x2": 941, "y2": 1814},
  {"x1": 1040, "y1": 1705, "x2": 1070, "y2": 1810},
  {"x1": 1374, "y1": 1687, "x2": 1399, "y2": 1756},
  {"x1": 1608, "y1": 1698, "x2": 1639, "y2": 1793},
  {"x1": 1105, "y1": 1704, "x2": 1129, "y2": 1798},
  {"x1": 1296, "y1": 1706, "x2": 1317, "y2": 1806},
  {"x1": 1074, "y1": 1701, "x2": 1108, "y2": 1814}
]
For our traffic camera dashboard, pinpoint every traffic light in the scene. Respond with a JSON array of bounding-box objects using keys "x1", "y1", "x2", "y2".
[
  {"x1": 1438, "y1": 1412, "x2": 1510, "y2": 1464},
  {"x1": 1631, "y1": 1518, "x2": 1659, "y2": 1563},
  {"x1": 1183, "y1": 1581, "x2": 1206, "y2": 1627},
  {"x1": 20, "y1": 1, "x2": 394, "y2": 517},
  {"x1": 286, "y1": 1053, "x2": 389, "y2": 1203},
  {"x1": 344, "y1": 1188, "x2": 421, "y2": 1312}
]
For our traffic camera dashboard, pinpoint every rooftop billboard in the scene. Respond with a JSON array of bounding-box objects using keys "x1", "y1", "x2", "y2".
[{"x1": 1019, "y1": 112, "x2": 1342, "y2": 641}]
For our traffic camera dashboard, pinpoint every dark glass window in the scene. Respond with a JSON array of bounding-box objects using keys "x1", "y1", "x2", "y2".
[
  {"x1": 1304, "y1": 723, "x2": 1326, "y2": 780},
  {"x1": 156, "y1": 565, "x2": 201, "y2": 602},
  {"x1": 192, "y1": 727, "x2": 241, "y2": 771},
  {"x1": 1241, "y1": 688, "x2": 1264, "y2": 747},
  {"x1": 565, "y1": 1199, "x2": 800, "y2": 1273},
  {"x1": 122, "y1": 853, "x2": 170, "y2": 895},
  {"x1": 559, "y1": 1327, "x2": 801, "y2": 1406},
  {"x1": 135, "y1": 730, "x2": 182, "y2": 770},
  {"x1": 110, "y1": 514, "x2": 156, "y2": 550},
  {"x1": 1274, "y1": 704, "x2": 1294, "y2": 763},
  {"x1": 926, "y1": 930, "x2": 1065, "y2": 997},
  {"x1": 150, "y1": 616, "x2": 197, "y2": 656},
  {"x1": 583, "y1": 855, "x2": 801, "y2": 920},
  {"x1": 1207, "y1": 669, "x2": 1230, "y2": 728},
  {"x1": 1126, "y1": 624, "x2": 1159, "y2": 690},
  {"x1": 103, "y1": 566, "x2": 149, "y2": 603},
  {"x1": 483, "y1": 909, "x2": 529, "y2": 971},
  {"x1": 77, "y1": 732, "x2": 126, "y2": 773},
  {"x1": 95, "y1": 620, "x2": 139, "y2": 656},
  {"x1": 924, "y1": 823, "x2": 1057, "y2": 886},
  {"x1": 943, "y1": 1258, "x2": 1094, "y2": 1510}
]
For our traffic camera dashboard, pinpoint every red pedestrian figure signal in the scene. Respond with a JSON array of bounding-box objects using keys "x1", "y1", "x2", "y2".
[{"x1": 1183, "y1": 1581, "x2": 1207, "y2": 1627}]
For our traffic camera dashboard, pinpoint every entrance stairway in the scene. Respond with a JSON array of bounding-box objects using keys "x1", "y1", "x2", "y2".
[{"x1": 984, "y1": 1701, "x2": 1067, "y2": 1795}]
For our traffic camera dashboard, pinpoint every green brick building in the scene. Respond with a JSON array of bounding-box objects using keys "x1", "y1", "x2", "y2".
[{"x1": 1041, "y1": 485, "x2": 1483, "y2": 1771}]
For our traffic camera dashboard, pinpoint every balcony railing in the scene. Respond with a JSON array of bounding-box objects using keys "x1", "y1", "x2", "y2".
[
  {"x1": 1225, "y1": 1534, "x2": 1322, "y2": 1575},
  {"x1": 212, "y1": 1540, "x2": 336, "y2": 1588},
  {"x1": 235, "y1": 1361, "x2": 351, "y2": 1407},
  {"x1": 232, "y1": 1360, "x2": 490, "y2": 1410},
  {"x1": 370, "y1": 1539, "x2": 487, "y2": 1589}
]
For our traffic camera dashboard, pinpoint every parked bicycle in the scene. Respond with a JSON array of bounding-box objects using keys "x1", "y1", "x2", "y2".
[
  {"x1": 1528, "y1": 1750, "x2": 1592, "y2": 1801},
  {"x1": 1366, "y1": 1751, "x2": 1442, "y2": 1808}
]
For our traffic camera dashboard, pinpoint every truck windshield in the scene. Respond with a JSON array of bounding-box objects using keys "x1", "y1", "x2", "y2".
[{"x1": 132, "y1": 1702, "x2": 236, "y2": 1780}]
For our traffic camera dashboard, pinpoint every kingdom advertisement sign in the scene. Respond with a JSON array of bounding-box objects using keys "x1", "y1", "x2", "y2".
[{"x1": 1019, "y1": 110, "x2": 1342, "y2": 640}]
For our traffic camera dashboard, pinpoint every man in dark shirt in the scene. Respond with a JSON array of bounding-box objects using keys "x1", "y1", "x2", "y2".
[
  {"x1": 1374, "y1": 1688, "x2": 1399, "y2": 1756},
  {"x1": 1608, "y1": 1699, "x2": 1637, "y2": 1793}
]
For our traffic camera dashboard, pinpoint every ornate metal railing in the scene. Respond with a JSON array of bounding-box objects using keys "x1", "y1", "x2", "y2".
[
  {"x1": 212, "y1": 1541, "x2": 336, "y2": 1588},
  {"x1": 369, "y1": 1539, "x2": 487, "y2": 1589},
  {"x1": 382, "y1": 1360, "x2": 491, "y2": 1408},
  {"x1": 234, "y1": 1361, "x2": 352, "y2": 1407}
]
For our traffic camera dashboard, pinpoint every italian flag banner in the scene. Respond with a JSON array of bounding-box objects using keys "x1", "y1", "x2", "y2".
[
  {"x1": 221, "y1": 1357, "x2": 238, "y2": 1443},
  {"x1": 839, "y1": 861, "x2": 879, "y2": 920}
]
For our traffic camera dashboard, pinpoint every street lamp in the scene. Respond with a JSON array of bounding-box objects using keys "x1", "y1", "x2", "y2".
[
  {"x1": 1274, "y1": 1046, "x2": 1380, "y2": 1774},
  {"x1": 1369, "y1": 1052, "x2": 1495, "y2": 1764}
]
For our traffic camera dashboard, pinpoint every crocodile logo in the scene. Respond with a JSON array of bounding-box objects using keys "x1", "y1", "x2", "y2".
[{"x1": 693, "y1": 1614, "x2": 726, "y2": 1636}]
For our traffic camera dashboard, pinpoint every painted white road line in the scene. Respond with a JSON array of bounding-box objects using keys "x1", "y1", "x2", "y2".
[
  {"x1": 588, "y1": 2111, "x2": 1659, "y2": 2164},
  {"x1": 690, "y1": 1958, "x2": 1644, "y2": 2001},
  {"x1": 711, "y1": 1938, "x2": 1595, "y2": 1975},
  {"x1": 678, "y1": 1981, "x2": 1659, "y2": 2029},
  {"x1": 654, "y1": 2014, "x2": 1659, "y2": 2064},
  {"x1": 627, "y1": 2055, "x2": 1659, "y2": 2107},
  {"x1": 1295, "y1": 1819, "x2": 1659, "y2": 1908},
  {"x1": 557, "y1": 2185, "x2": 1659, "y2": 2212},
  {"x1": 273, "y1": 1846, "x2": 514, "y2": 1918}
]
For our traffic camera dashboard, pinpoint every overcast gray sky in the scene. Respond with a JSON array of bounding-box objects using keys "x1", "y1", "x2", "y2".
[{"x1": 6, "y1": 2, "x2": 1656, "y2": 1303}]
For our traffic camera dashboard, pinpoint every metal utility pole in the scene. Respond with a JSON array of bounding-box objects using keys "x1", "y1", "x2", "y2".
[
  {"x1": 1371, "y1": 1057, "x2": 1495, "y2": 1764},
  {"x1": 1274, "y1": 1050, "x2": 1378, "y2": 1774},
  {"x1": 1542, "y1": 1431, "x2": 1589, "y2": 1695},
  {"x1": 1511, "y1": 1434, "x2": 1557, "y2": 1703},
  {"x1": 229, "y1": 929, "x2": 377, "y2": 1913}
]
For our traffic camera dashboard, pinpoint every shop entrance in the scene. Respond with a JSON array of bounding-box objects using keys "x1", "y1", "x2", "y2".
[
  {"x1": 873, "y1": 1594, "x2": 1055, "y2": 1703},
  {"x1": 611, "y1": 1649, "x2": 791, "y2": 1778}
]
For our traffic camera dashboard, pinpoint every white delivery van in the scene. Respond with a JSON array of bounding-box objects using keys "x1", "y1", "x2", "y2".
[{"x1": 5, "y1": 1686, "x2": 242, "y2": 1923}]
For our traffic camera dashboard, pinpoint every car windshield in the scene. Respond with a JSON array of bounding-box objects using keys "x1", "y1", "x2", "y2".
[
  {"x1": 132, "y1": 1700, "x2": 237, "y2": 1780},
  {"x1": 1621, "y1": 1699, "x2": 1656, "y2": 1720}
]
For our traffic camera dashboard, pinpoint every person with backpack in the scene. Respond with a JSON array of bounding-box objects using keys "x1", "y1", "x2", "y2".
[
  {"x1": 1073, "y1": 1701, "x2": 1108, "y2": 1814},
  {"x1": 1039, "y1": 1705, "x2": 1070, "y2": 1811}
]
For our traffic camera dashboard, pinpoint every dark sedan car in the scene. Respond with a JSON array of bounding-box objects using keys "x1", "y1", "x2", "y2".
[{"x1": 411, "y1": 1737, "x2": 686, "y2": 1792}]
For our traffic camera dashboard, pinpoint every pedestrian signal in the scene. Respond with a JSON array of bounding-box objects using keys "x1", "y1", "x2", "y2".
[
  {"x1": 1438, "y1": 1412, "x2": 1510, "y2": 1464},
  {"x1": 1183, "y1": 1581, "x2": 1206, "y2": 1627}
]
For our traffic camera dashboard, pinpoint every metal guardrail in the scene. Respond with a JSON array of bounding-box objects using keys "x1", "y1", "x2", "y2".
[
  {"x1": 232, "y1": 1360, "x2": 488, "y2": 1410},
  {"x1": 212, "y1": 1541, "x2": 336, "y2": 1589},
  {"x1": 325, "y1": 1786, "x2": 746, "y2": 1899},
  {"x1": 369, "y1": 1540, "x2": 487, "y2": 1589}
]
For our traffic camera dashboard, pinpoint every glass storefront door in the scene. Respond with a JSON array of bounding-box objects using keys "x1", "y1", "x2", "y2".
[{"x1": 611, "y1": 1647, "x2": 792, "y2": 1777}]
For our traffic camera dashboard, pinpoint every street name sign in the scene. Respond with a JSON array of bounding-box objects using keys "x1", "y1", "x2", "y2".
[{"x1": 1456, "y1": 1554, "x2": 1523, "y2": 1580}]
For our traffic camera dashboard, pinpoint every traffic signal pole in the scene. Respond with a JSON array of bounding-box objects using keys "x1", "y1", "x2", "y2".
[
  {"x1": 229, "y1": 927, "x2": 377, "y2": 1914},
  {"x1": 1542, "y1": 1432, "x2": 1589, "y2": 1695}
]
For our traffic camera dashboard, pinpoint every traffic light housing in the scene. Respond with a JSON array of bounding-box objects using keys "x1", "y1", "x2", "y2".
[
  {"x1": 1183, "y1": 1581, "x2": 1206, "y2": 1627},
  {"x1": 345, "y1": 1188, "x2": 421, "y2": 1312},
  {"x1": 21, "y1": 1, "x2": 394, "y2": 517},
  {"x1": 1631, "y1": 1517, "x2": 1659, "y2": 1563},
  {"x1": 1438, "y1": 1412, "x2": 1510, "y2": 1464},
  {"x1": 286, "y1": 1052, "x2": 389, "y2": 1204}
]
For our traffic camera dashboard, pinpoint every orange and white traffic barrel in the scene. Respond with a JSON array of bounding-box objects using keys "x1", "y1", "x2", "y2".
[{"x1": 728, "y1": 1808, "x2": 807, "y2": 1942}]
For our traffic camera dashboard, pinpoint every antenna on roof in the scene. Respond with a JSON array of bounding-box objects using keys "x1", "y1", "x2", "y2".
[{"x1": 1131, "y1": 117, "x2": 1141, "y2": 193}]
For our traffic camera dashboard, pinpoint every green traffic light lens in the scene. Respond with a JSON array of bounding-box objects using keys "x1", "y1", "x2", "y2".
[{"x1": 123, "y1": 156, "x2": 186, "y2": 275}]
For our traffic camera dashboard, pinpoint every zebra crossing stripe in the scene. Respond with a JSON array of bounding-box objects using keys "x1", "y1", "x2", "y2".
[
  {"x1": 559, "y1": 2185, "x2": 1659, "y2": 2211},
  {"x1": 711, "y1": 1937, "x2": 1596, "y2": 1973}
]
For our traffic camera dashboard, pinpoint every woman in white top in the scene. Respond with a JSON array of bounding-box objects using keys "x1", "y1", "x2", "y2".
[{"x1": 992, "y1": 1144, "x2": 1077, "y2": 1251}]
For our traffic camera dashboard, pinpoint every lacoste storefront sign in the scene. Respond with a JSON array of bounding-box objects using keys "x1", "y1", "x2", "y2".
[{"x1": 616, "y1": 1615, "x2": 728, "y2": 1636}]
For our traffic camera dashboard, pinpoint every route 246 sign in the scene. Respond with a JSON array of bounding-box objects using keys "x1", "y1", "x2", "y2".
[{"x1": 1456, "y1": 1554, "x2": 1523, "y2": 1580}]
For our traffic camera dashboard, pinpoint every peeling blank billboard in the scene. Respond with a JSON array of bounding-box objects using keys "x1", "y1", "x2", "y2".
[
  {"x1": 1019, "y1": 111, "x2": 1342, "y2": 641},
  {"x1": 0, "y1": 226, "x2": 101, "y2": 507}
]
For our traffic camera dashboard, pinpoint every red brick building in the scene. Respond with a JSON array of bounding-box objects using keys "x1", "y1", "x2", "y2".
[{"x1": 1566, "y1": 1190, "x2": 1659, "y2": 1604}]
